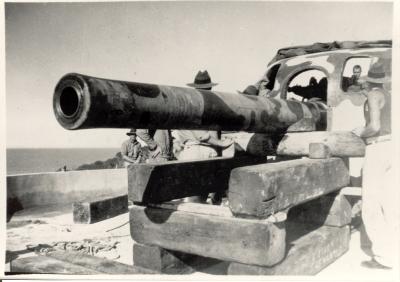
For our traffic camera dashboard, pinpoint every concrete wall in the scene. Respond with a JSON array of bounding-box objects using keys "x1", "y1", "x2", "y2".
[{"x1": 7, "y1": 169, "x2": 128, "y2": 208}]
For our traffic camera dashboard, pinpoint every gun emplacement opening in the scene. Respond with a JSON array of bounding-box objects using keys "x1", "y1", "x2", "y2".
[{"x1": 53, "y1": 73, "x2": 326, "y2": 133}]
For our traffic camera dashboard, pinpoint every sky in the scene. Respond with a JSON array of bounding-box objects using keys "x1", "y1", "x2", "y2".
[{"x1": 4, "y1": 1, "x2": 394, "y2": 148}]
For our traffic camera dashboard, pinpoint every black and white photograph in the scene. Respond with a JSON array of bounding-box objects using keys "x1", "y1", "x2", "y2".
[{"x1": 1, "y1": 0, "x2": 399, "y2": 279}]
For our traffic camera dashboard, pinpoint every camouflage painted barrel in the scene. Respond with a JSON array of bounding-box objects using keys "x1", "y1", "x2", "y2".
[{"x1": 53, "y1": 73, "x2": 326, "y2": 132}]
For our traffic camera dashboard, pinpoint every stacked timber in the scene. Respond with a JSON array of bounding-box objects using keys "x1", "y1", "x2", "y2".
[{"x1": 127, "y1": 134, "x2": 360, "y2": 275}]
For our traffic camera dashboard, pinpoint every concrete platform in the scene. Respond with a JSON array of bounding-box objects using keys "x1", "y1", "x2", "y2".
[{"x1": 5, "y1": 204, "x2": 399, "y2": 279}]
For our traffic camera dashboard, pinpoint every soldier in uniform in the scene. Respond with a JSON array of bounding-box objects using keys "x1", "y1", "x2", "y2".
[
  {"x1": 352, "y1": 61, "x2": 395, "y2": 269},
  {"x1": 176, "y1": 70, "x2": 233, "y2": 203},
  {"x1": 121, "y1": 129, "x2": 142, "y2": 167}
]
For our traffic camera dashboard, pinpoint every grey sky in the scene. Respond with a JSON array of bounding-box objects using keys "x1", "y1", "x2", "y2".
[{"x1": 5, "y1": 1, "x2": 393, "y2": 148}]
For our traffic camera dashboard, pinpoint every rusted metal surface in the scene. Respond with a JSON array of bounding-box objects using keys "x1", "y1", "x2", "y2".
[{"x1": 53, "y1": 73, "x2": 326, "y2": 133}]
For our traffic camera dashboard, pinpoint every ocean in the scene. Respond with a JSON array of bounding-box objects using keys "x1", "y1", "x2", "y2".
[{"x1": 6, "y1": 148, "x2": 120, "y2": 175}]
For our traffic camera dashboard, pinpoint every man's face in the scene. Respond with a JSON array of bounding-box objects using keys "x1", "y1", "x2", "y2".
[
  {"x1": 353, "y1": 67, "x2": 361, "y2": 79},
  {"x1": 130, "y1": 135, "x2": 137, "y2": 142}
]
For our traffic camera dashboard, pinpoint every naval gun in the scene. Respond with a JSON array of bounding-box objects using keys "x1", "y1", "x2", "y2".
[{"x1": 53, "y1": 73, "x2": 327, "y2": 135}]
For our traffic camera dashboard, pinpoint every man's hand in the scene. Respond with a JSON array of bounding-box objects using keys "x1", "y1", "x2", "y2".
[
  {"x1": 206, "y1": 135, "x2": 234, "y2": 149},
  {"x1": 219, "y1": 137, "x2": 234, "y2": 148},
  {"x1": 134, "y1": 156, "x2": 142, "y2": 164},
  {"x1": 123, "y1": 155, "x2": 136, "y2": 164},
  {"x1": 149, "y1": 145, "x2": 161, "y2": 159},
  {"x1": 173, "y1": 139, "x2": 184, "y2": 156}
]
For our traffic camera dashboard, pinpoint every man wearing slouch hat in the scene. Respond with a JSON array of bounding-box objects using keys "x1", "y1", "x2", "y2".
[{"x1": 352, "y1": 60, "x2": 395, "y2": 270}]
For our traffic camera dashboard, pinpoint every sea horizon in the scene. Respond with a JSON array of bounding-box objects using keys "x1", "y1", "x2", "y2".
[{"x1": 6, "y1": 148, "x2": 120, "y2": 175}]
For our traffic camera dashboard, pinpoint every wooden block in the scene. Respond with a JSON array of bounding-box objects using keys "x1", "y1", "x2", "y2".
[
  {"x1": 73, "y1": 194, "x2": 128, "y2": 224},
  {"x1": 45, "y1": 250, "x2": 157, "y2": 274},
  {"x1": 277, "y1": 131, "x2": 365, "y2": 157},
  {"x1": 134, "y1": 243, "x2": 227, "y2": 274},
  {"x1": 129, "y1": 204, "x2": 286, "y2": 266},
  {"x1": 228, "y1": 223, "x2": 350, "y2": 275},
  {"x1": 309, "y1": 143, "x2": 331, "y2": 159},
  {"x1": 150, "y1": 201, "x2": 233, "y2": 217},
  {"x1": 228, "y1": 158, "x2": 350, "y2": 218},
  {"x1": 288, "y1": 192, "x2": 352, "y2": 227},
  {"x1": 9, "y1": 255, "x2": 101, "y2": 274},
  {"x1": 133, "y1": 243, "x2": 197, "y2": 274},
  {"x1": 128, "y1": 155, "x2": 264, "y2": 204},
  {"x1": 340, "y1": 186, "x2": 362, "y2": 196},
  {"x1": 133, "y1": 243, "x2": 226, "y2": 274}
]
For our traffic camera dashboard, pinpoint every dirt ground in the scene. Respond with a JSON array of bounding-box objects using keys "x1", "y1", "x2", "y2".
[{"x1": 5, "y1": 204, "x2": 399, "y2": 279}]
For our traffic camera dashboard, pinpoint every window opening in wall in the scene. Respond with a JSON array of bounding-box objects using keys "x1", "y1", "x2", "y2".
[
  {"x1": 341, "y1": 57, "x2": 372, "y2": 92},
  {"x1": 286, "y1": 69, "x2": 327, "y2": 102}
]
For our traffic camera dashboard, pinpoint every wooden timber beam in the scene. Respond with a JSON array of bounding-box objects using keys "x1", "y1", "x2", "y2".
[
  {"x1": 287, "y1": 191, "x2": 352, "y2": 227},
  {"x1": 73, "y1": 194, "x2": 128, "y2": 224},
  {"x1": 132, "y1": 243, "x2": 222, "y2": 274},
  {"x1": 228, "y1": 223, "x2": 350, "y2": 275},
  {"x1": 228, "y1": 158, "x2": 350, "y2": 218},
  {"x1": 9, "y1": 255, "x2": 101, "y2": 274},
  {"x1": 276, "y1": 131, "x2": 365, "y2": 157},
  {"x1": 9, "y1": 252, "x2": 158, "y2": 274},
  {"x1": 128, "y1": 155, "x2": 264, "y2": 204},
  {"x1": 44, "y1": 250, "x2": 158, "y2": 274},
  {"x1": 129, "y1": 203, "x2": 286, "y2": 266}
]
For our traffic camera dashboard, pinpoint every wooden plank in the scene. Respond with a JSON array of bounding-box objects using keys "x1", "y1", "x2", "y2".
[
  {"x1": 150, "y1": 201, "x2": 233, "y2": 217},
  {"x1": 288, "y1": 192, "x2": 352, "y2": 227},
  {"x1": 340, "y1": 186, "x2": 362, "y2": 196},
  {"x1": 129, "y1": 204, "x2": 286, "y2": 266},
  {"x1": 150, "y1": 202, "x2": 287, "y2": 222},
  {"x1": 309, "y1": 143, "x2": 331, "y2": 159},
  {"x1": 228, "y1": 158, "x2": 349, "y2": 218},
  {"x1": 133, "y1": 243, "x2": 196, "y2": 274},
  {"x1": 133, "y1": 243, "x2": 226, "y2": 274},
  {"x1": 9, "y1": 255, "x2": 101, "y2": 274},
  {"x1": 45, "y1": 250, "x2": 158, "y2": 274},
  {"x1": 128, "y1": 155, "x2": 264, "y2": 204},
  {"x1": 277, "y1": 131, "x2": 365, "y2": 157},
  {"x1": 133, "y1": 243, "x2": 192, "y2": 274},
  {"x1": 73, "y1": 194, "x2": 128, "y2": 224},
  {"x1": 228, "y1": 223, "x2": 350, "y2": 275}
]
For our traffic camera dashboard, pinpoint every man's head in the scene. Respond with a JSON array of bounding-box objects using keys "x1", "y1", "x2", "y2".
[
  {"x1": 353, "y1": 65, "x2": 362, "y2": 80},
  {"x1": 187, "y1": 70, "x2": 218, "y2": 90},
  {"x1": 365, "y1": 61, "x2": 388, "y2": 89},
  {"x1": 126, "y1": 129, "x2": 137, "y2": 141}
]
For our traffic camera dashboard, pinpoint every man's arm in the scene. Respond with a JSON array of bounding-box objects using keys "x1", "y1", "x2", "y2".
[
  {"x1": 133, "y1": 144, "x2": 142, "y2": 163},
  {"x1": 352, "y1": 90, "x2": 384, "y2": 138},
  {"x1": 200, "y1": 131, "x2": 233, "y2": 148},
  {"x1": 136, "y1": 129, "x2": 161, "y2": 158},
  {"x1": 123, "y1": 155, "x2": 137, "y2": 163},
  {"x1": 121, "y1": 142, "x2": 137, "y2": 163},
  {"x1": 136, "y1": 129, "x2": 158, "y2": 150},
  {"x1": 342, "y1": 77, "x2": 351, "y2": 91}
]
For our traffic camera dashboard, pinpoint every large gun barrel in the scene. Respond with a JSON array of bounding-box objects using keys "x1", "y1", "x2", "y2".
[{"x1": 53, "y1": 73, "x2": 326, "y2": 132}]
